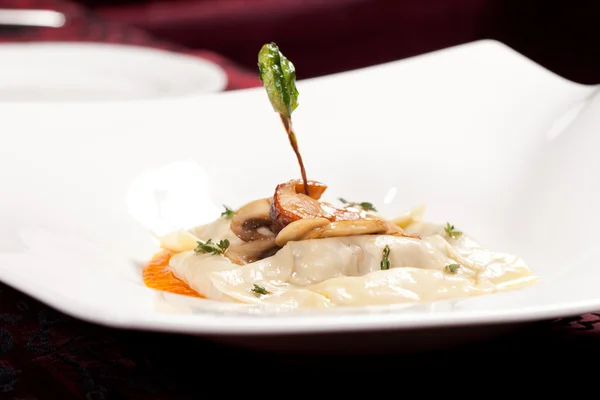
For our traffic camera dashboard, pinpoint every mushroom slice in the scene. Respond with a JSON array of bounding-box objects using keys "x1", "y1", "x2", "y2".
[
  {"x1": 226, "y1": 237, "x2": 278, "y2": 265},
  {"x1": 287, "y1": 179, "x2": 329, "y2": 200},
  {"x1": 270, "y1": 179, "x2": 359, "y2": 233},
  {"x1": 275, "y1": 217, "x2": 330, "y2": 247},
  {"x1": 276, "y1": 218, "x2": 419, "y2": 246},
  {"x1": 270, "y1": 178, "x2": 421, "y2": 244},
  {"x1": 304, "y1": 219, "x2": 389, "y2": 240},
  {"x1": 230, "y1": 198, "x2": 274, "y2": 242}
]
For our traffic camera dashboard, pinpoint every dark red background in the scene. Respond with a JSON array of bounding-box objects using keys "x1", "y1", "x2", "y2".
[{"x1": 75, "y1": 0, "x2": 600, "y2": 84}]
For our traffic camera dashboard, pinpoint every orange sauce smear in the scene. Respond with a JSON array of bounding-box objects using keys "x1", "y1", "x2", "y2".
[{"x1": 143, "y1": 250, "x2": 203, "y2": 298}]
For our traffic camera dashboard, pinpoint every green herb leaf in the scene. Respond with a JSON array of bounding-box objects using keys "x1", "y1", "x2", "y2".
[
  {"x1": 221, "y1": 205, "x2": 235, "y2": 219},
  {"x1": 251, "y1": 284, "x2": 270, "y2": 297},
  {"x1": 380, "y1": 245, "x2": 391, "y2": 270},
  {"x1": 194, "y1": 238, "x2": 230, "y2": 255},
  {"x1": 258, "y1": 42, "x2": 299, "y2": 119},
  {"x1": 338, "y1": 198, "x2": 378, "y2": 212},
  {"x1": 357, "y1": 202, "x2": 377, "y2": 212},
  {"x1": 444, "y1": 222, "x2": 462, "y2": 238},
  {"x1": 444, "y1": 263, "x2": 460, "y2": 274}
]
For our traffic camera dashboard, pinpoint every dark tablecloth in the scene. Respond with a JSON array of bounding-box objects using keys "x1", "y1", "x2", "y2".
[{"x1": 1, "y1": 1, "x2": 600, "y2": 397}]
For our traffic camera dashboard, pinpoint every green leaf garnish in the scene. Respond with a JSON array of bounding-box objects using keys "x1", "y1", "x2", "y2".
[
  {"x1": 444, "y1": 263, "x2": 460, "y2": 274},
  {"x1": 444, "y1": 222, "x2": 462, "y2": 238},
  {"x1": 258, "y1": 42, "x2": 309, "y2": 195},
  {"x1": 258, "y1": 43, "x2": 299, "y2": 119},
  {"x1": 338, "y1": 198, "x2": 378, "y2": 212},
  {"x1": 194, "y1": 239, "x2": 230, "y2": 255},
  {"x1": 221, "y1": 205, "x2": 235, "y2": 219},
  {"x1": 251, "y1": 284, "x2": 270, "y2": 297},
  {"x1": 380, "y1": 245, "x2": 391, "y2": 270}
]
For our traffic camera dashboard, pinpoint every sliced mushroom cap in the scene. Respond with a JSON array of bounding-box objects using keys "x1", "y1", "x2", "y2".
[
  {"x1": 226, "y1": 237, "x2": 278, "y2": 264},
  {"x1": 230, "y1": 198, "x2": 274, "y2": 242},
  {"x1": 232, "y1": 179, "x2": 420, "y2": 259},
  {"x1": 305, "y1": 219, "x2": 389, "y2": 240},
  {"x1": 275, "y1": 217, "x2": 330, "y2": 247},
  {"x1": 270, "y1": 179, "x2": 364, "y2": 233},
  {"x1": 275, "y1": 217, "x2": 419, "y2": 246},
  {"x1": 289, "y1": 179, "x2": 328, "y2": 199},
  {"x1": 270, "y1": 179, "x2": 330, "y2": 233}
]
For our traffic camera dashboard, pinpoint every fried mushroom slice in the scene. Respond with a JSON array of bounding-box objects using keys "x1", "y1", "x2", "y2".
[
  {"x1": 270, "y1": 179, "x2": 419, "y2": 244},
  {"x1": 304, "y1": 219, "x2": 389, "y2": 240},
  {"x1": 230, "y1": 198, "x2": 274, "y2": 242},
  {"x1": 270, "y1": 179, "x2": 331, "y2": 233},
  {"x1": 275, "y1": 217, "x2": 419, "y2": 247},
  {"x1": 275, "y1": 217, "x2": 330, "y2": 247},
  {"x1": 270, "y1": 179, "x2": 368, "y2": 233},
  {"x1": 275, "y1": 218, "x2": 388, "y2": 246},
  {"x1": 226, "y1": 237, "x2": 278, "y2": 265}
]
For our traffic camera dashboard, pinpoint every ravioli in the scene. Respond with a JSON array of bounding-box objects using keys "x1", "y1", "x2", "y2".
[{"x1": 156, "y1": 214, "x2": 538, "y2": 309}]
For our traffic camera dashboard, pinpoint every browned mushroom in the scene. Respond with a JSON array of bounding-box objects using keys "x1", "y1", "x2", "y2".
[
  {"x1": 275, "y1": 218, "x2": 418, "y2": 247},
  {"x1": 275, "y1": 217, "x2": 330, "y2": 247},
  {"x1": 229, "y1": 179, "x2": 418, "y2": 262},
  {"x1": 226, "y1": 238, "x2": 278, "y2": 264},
  {"x1": 270, "y1": 179, "x2": 363, "y2": 233},
  {"x1": 270, "y1": 179, "x2": 419, "y2": 244},
  {"x1": 269, "y1": 179, "x2": 329, "y2": 232},
  {"x1": 303, "y1": 219, "x2": 389, "y2": 240},
  {"x1": 230, "y1": 198, "x2": 274, "y2": 242},
  {"x1": 275, "y1": 218, "x2": 385, "y2": 246},
  {"x1": 228, "y1": 198, "x2": 280, "y2": 263}
]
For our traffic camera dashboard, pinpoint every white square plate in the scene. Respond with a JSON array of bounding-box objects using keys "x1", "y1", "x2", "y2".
[{"x1": 1, "y1": 40, "x2": 599, "y2": 352}]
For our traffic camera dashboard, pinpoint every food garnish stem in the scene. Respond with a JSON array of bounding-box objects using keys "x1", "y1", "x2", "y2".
[{"x1": 279, "y1": 115, "x2": 309, "y2": 195}]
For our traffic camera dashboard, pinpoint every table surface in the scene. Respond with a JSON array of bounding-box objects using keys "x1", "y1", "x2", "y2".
[{"x1": 1, "y1": 1, "x2": 600, "y2": 397}]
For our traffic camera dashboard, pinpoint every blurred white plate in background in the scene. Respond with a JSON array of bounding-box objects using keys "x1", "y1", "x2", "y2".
[{"x1": 0, "y1": 42, "x2": 227, "y2": 101}]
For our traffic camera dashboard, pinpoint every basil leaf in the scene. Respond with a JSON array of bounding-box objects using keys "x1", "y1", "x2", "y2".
[{"x1": 258, "y1": 42, "x2": 299, "y2": 119}]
